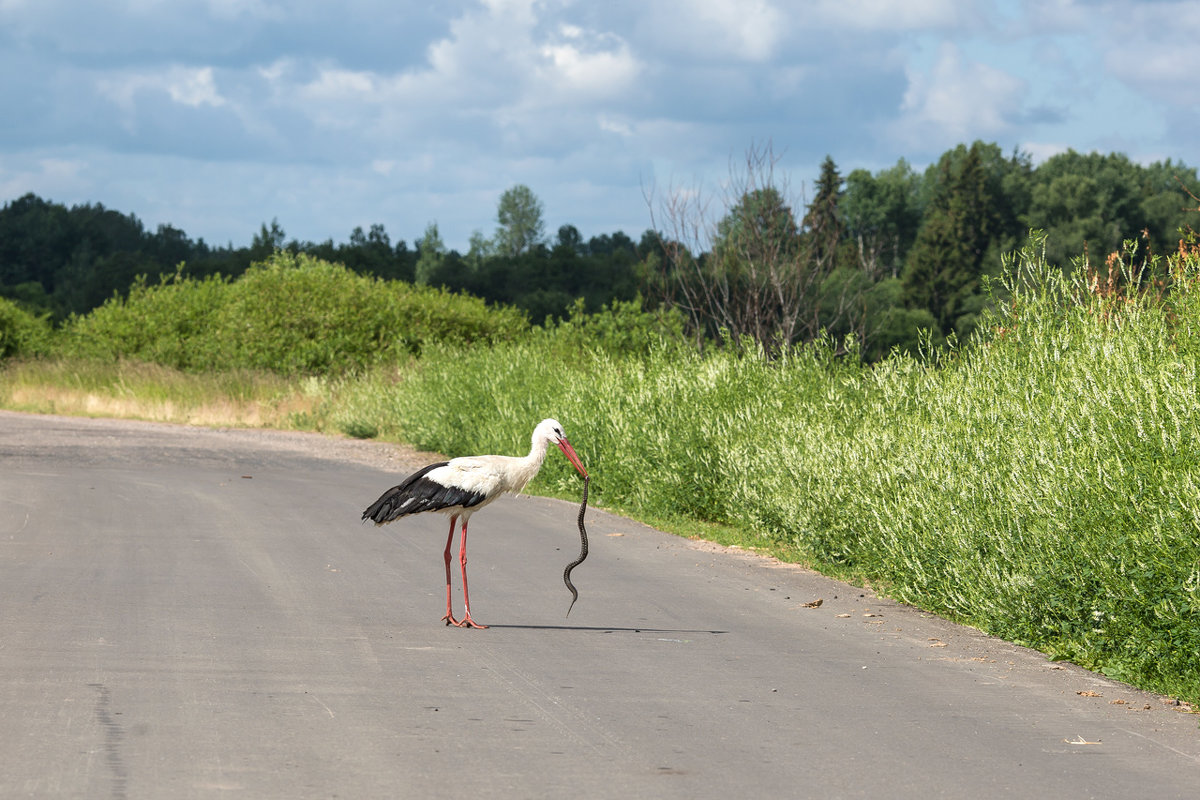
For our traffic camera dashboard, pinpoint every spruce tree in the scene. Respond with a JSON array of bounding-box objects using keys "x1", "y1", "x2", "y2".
[
  {"x1": 802, "y1": 155, "x2": 844, "y2": 272},
  {"x1": 902, "y1": 142, "x2": 998, "y2": 336}
]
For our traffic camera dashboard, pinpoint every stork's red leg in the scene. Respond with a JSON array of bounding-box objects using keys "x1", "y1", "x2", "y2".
[
  {"x1": 453, "y1": 518, "x2": 488, "y2": 629},
  {"x1": 441, "y1": 516, "x2": 460, "y2": 626}
]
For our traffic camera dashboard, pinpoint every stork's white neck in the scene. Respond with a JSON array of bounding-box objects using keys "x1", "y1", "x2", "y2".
[{"x1": 503, "y1": 430, "x2": 551, "y2": 495}]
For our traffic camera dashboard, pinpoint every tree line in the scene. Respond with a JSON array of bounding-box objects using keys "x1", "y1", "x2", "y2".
[
  {"x1": 0, "y1": 186, "x2": 651, "y2": 327},
  {"x1": 1, "y1": 140, "x2": 1196, "y2": 361},
  {"x1": 648, "y1": 142, "x2": 1197, "y2": 358}
]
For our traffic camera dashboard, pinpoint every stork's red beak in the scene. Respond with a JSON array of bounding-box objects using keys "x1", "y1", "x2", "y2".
[{"x1": 557, "y1": 437, "x2": 588, "y2": 478}]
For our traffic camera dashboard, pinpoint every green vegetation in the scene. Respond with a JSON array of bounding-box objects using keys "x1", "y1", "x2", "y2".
[
  {"x1": 0, "y1": 296, "x2": 52, "y2": 359},
  {"x1": 645, "y1": 141, "x2": 1196, "y2": 360},
  {"x1": 4, "y1": 142, "x2": 1195, "y2": 359},
  {"x1": 57, "y1": 252, "x2": 527, "y2": 373},
  {"x1": 340, "y1": 235, "x2": 1200, "y2": 702},
  {"x1": 3, "y1": 235, "x2": 1199, "y2": 703},
  {"x1": 2, "y1": 140, "x2": 1200, "y2": 706}
]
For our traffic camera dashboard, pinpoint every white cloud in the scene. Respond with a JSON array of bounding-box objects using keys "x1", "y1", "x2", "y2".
[
  {"x1": 0, "y1": 156, "x2": 88, "y2": 201},
  {"x1": 539, "y1": 33, "x2": 640, "y2": 100},
  {"x1": 1, "y1": 0, "x2": 1197, "y2": 251},
  {"x1": 1020, "y1": 141, "x2": 1071, "y2": 164},
  {"x1": 637, "y1": 0, "x2": 786, "y2": 62},
  {"x1": 370, "y1": 159, "x2": 396, "y2": 177},
  {"x1": 891, "y1": 42, "x2": 1027, "y2": 148},
  {"x1": 811, "y1": 0, "x2": 977, "y2": 31},
  {"x1": 598, "y1": 114, "x2": 633, "y2": 137},
  {"x1": 202, "y1": 0, "x2": 283, "y2": 21},
  {"x1": 1109, "y1": 46, "x2": 1200, "y2": 102},
  {"x1": 98, "y1": 65, "x2": 226, "y2": 115},
  {"x1": 1099, "y1": 1, "x2": 1200, "y2": 104},
  {"x1": 166, "y1": 66, "x2": 225, "y2": 108},
  {"x1": 697, "y1": 0, "x2": 785, "y2": 61},
  {"x1": 299, "y1": 67, "x2": 376, "y2": 104},
  {"x1": 1017, "y1": 0, "x2": 1090, "y2": 31},
  {"x1": 255, "y1": 3, "x2": 644, "y2": 157}
]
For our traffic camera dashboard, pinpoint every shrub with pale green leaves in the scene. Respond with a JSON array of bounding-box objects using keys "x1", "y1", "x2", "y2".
[
  {"x1": 0, "y1": 296, "x2": 53, "y2": 359},
  {"x1": 60, "y1": 252, "x2": 529, "y2": 373}
]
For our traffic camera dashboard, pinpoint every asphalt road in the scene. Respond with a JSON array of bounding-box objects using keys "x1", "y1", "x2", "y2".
[{"x1": 1, "y1": 410, "x2": 1198, "y2": 799}]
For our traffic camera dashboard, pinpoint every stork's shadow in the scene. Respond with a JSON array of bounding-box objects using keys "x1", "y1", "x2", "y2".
[{"x1": 486, "y1": 624, "x2": 728, "y2": 634}]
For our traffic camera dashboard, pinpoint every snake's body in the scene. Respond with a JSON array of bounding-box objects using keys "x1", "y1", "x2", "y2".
[{"x1": 563, "y1": 475, "x2": 590, "y2": 616}]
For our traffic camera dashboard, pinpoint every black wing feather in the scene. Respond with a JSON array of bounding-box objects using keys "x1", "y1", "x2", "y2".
[{"x1": 362, "y1": 461, "x2": 488, "y2": 525}]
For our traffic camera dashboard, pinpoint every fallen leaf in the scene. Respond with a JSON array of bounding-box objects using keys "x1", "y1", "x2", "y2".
[
  {"x1": 863, "y1": 613, "x2": 882, "y2": 617},
  {"x1": 1077, "y1": 691, "x2": 1103, "y2": 697},
  {"x1": 1110, "y1": 699, "x2": 1127, "y2": 705},
  {"x1": 1064, "y1": 736, "x2": 1102, "y2": 745},
  {"x1": 607, "y1": 532, "x2": 625, "y2": 537},
  {"x1": 928, "y1": 641, "x2": 948, "y2": 648},
  {"x1": 800, "y1": 598, "x2": 823, "y2": 608},
  {"x1": 835, "y1": 613, "x2": 851, "y2": 618}
]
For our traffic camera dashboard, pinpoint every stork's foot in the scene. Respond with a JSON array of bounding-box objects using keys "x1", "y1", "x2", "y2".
[
  {"x1": 442, "y1": 612, "x2": 459, "y2": 626},
  {"x1": 452, "y1": 615, "x2": 488, "y2": 630}
]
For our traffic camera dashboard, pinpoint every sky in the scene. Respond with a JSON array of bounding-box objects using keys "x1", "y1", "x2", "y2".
[{"x1": 1, "y1": 0, "x2": 1197, "y2": 252}]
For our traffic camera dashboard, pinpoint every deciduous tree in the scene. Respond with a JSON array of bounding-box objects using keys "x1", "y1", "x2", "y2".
[
  {"x1": 494, "y1": 184, "x2": 546, "y2": 257},
  {"x1": 414, "y1": 222, "x2": 446, "y2": 285}
]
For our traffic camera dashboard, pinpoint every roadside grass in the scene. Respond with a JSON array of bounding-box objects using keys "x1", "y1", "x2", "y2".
[{"x1": 0, "y1": 358, "x2": 323, "y2": 429}]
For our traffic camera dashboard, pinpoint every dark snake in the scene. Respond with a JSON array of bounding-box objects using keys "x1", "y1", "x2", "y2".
[{"x1": 563, "y1": 474, "x2": 589, "y2": 617}]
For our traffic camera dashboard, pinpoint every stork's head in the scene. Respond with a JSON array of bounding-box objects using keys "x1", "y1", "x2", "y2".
[{"x1": 535, "y1": 418, "x2": 588, "y2": 478}]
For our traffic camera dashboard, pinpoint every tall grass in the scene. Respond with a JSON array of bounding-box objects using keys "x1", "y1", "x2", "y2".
[{"x1": 345, "y1": 235, "x2": 1200, "y2": 701}]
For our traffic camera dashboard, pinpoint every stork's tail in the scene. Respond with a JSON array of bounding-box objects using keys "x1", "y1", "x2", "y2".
[
  {"x1": 362, "y1": 485, "x2": 407, "y2": 525},
  {"x1": 361, "y1": 461, "x2": 453, "y2": 525}
]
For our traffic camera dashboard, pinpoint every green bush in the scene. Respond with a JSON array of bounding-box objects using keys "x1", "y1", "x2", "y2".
[
  {"x1": 541, "y1": 296, "x2": 687, "y2": 357},
  {"x1": 60, "y1": 269, "x2": 231, "y2": 368},
  {"x1": 0, "y1": 296, "x2": 53, "y2": 359},
  {"x1": 59, "y1": 252, "x2": 529, "y2": 373}
]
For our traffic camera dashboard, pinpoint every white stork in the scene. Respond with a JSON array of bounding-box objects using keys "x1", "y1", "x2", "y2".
[{"x1": 362, "y1": 418, "x2": 589, "y2": 629}]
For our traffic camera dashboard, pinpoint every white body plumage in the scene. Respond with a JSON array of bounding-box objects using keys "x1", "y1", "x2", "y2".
[{"x1": 363, "y1": 419, "x2": 585, "y2": 526}]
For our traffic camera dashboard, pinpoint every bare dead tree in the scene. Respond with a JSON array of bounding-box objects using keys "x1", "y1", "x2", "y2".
[
  {"x1": 645, "y1": 141, "x2": 862, "y2": 353},
  {"x1": 643, "y1": 177, "x2": 715, "y2": 349}
]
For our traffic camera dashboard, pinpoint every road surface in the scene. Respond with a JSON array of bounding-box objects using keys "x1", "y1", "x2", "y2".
[{"x1": 1, "y1": 410, "x2": 1197, "y2": 799}]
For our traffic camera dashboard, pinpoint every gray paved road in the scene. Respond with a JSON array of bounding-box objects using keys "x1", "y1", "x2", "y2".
[{"x1": 1, "y1": 410, "x2": 1198, "y2": 799}]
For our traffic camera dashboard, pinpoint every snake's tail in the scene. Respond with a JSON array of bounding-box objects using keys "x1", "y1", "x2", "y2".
[
  {"x1": 564, "y1": 565, "x2": 579, "y2": 617},
  {"x1": 563, "y1": 554, "x2": 582, "y2": 617}
]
